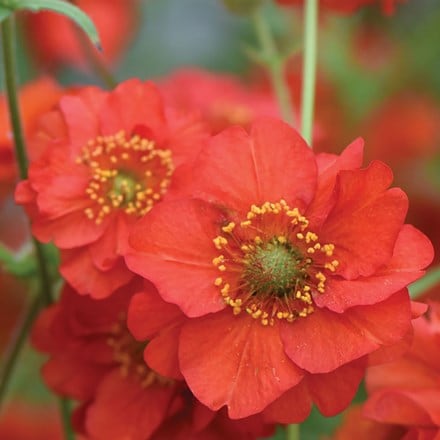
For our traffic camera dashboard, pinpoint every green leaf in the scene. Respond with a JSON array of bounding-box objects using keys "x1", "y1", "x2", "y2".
[
  {"x1": 8, "y1": 0, "x2": 101, "y2": 48},
  {"x1": 0, "y1": 6, "x2": 12, "y2": 22},
  {"x1": 0, "y1": 244, "x2": 37, "y2": 278}
]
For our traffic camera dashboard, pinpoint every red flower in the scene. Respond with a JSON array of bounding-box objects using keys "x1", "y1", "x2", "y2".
[
  {"x1": 0, "y1": 77, "x2": 62, "y2": 199},
  {"x1": 21, "y1": 0, "x2": 139, "y2": 70},
  {"x1": 159, "y1": 68, "x2": 279, "y2": 134},
  {"x1": 16, "y1": 79, "x2": 207, "y2": 298},
  {"x1": 276, "y1": 0, "x2": 403, "y2": 15},
  {"x1": 33, "y1": 282, "x2": 274, "y2": 440},
  {"x1": 125, "y1": 118, "x2": 433, "y2": 420},
  {"x1": 362, "y1": 301, "x2": 440, "y2": 437}
]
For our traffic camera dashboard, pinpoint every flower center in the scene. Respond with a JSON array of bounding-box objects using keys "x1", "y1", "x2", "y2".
[
  {"x1": 212, "y1": 200, "x2": 339, "y2": 326},
  {"x1": 243, "y1": 239, "x2": 306, "y2": 298},
  {"x1": 77, "y1": 130, "x2": 174, "y2": 224},
  {"x1": 108, "y1": 317, "x2": 173, "y2": 388}
]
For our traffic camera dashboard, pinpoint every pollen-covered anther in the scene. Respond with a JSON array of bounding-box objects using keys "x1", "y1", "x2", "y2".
[
  {"x1": 222, "y1": 222, "x2": 236, "y2": 233},
  {"x1": 213, "y1": 236, "x2": 228, "y2": 249},
  {"x1": 79, "y1": 130, "x2": 174, "y2": 223}
]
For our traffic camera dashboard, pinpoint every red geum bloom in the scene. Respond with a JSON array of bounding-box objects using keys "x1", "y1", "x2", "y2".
[
  {"x1": 360, "y1": 301, "x2": 440, "y2": 438},
  {"x1": 33, "y1": 282, "x2": 274, "y2": 440},
  {"x1": 21, "y1": 0, "x2": 139, "y2": 70},
  {"x1": 16, "y1": 79, "x2": 207, "y2": 298},
  {"x1": 276, "y1": 0, "x2": 402, "y2": 15},
  {"x1": 158, "y1": 68, "x2": 279, "y2": 135},
  {"x1": 0, "y1": 77, "x2": 62, "y2": 199},
  {"x1": 125, "y1": 118, "x2": 433, "y2": 421}
]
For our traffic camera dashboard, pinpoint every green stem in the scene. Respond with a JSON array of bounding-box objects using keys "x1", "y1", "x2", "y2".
[
  {"x1": 286, "y1": 423, "x2": 300, "y2": 440},
  {"x1": 1, "y1": 17, "x2": 28, "y2": 178},
  {"x1": 409, "y1": 266, "x2": 440, "y2": 299},
  {"x1": 300, "y1": 0, "x2": 318, "y2": 145},
  {"x1": 59, "y1": 398, "x2": 75, "y2": 440},
  {"x1": 252, "y1": 7, "x2": 295, "y2": 126},
  {"x1": 0, "y1": 293, "x2": 41, "y2": 407},
  {"x1": 1, "y1": 16, "x2": 54, "y2": 306}
]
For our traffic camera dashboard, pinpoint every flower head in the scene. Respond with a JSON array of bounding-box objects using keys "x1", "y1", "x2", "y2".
[
  {"x1": 21, "y1": 0, "x2": 140, "y2": 69},
  {"x1": 126, "y1": 118, "x2": 433, "y2": 420},
  {"x1": 16, "y1": 79, "x2": 208, "y2": 298},
  {"x1": 33, "y1": 282, "x2": 274, "y2": 439}
]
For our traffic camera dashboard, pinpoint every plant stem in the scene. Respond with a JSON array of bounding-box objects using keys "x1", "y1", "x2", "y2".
[
  {"x1": 1, "y1": 17, "x2": 28, "y2": 178},
  {"x1": 1, "y1": 16, "x2": 54, "y2": 306},
  {"x1": 59, "y1": 398, "x2": 75, "y2": 440},
  {"x1": 0, "y1": 293, "x2": 41, "y2": 408},
  {"x1": 300, "y1": 0, "x2": 318, "y2": 145},
  {"x1": 287, "y1": 423, "x2": 300, "y2": 440},
  {"x1": 409, "y1": 265, "x2": 440, "y2": 299},
  {"x1": 252, "y1": 6, "x2": 295, "y2": 126}
]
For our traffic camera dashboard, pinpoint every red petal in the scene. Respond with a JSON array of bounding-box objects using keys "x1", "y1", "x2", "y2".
[
  {"x1": 185, "y1": 118, "x2": 317, "y2": 212},
  {"x1": 282, "y1": 290, "x2": 412, "y2": 373},
  {"x1": 320, "y1": 161, "x2": 408, "y2": 279},
  {"x1": 59, "y1": 94, "x2": 101, "y2": 153},
  {"x1": 144, "y1": 324, "x2": 183, "y2": 380},
  {"x1": 86, "y1": 370, "x2": 175, "y2": 440},
  {"x1": 60, "y1": 248, "x2": 133, "y2": 298},
  {"x1": 363, "y1": 389, "x2": 436, "y2": 427},
  {"x1": 128, "y1": 289, "x2": 184, "y2": 340},
  {"x1": 179, "y1": 310, "x2": 304, "y2": 419},
  {"x1": 126, "y1": 199, "x2": 226, "y2": 317},
  {"x1": 262, "y1": 380, "x2": 312, "y2": 423},
  {"x1": 315, "y1": 225, "x2": 433, "y2": 312},
  {"x1": 308, "y1": 138, "x2": 364, "y2": 229},
  {"x1": 307, "y1": 357, "x2": 366, "y2": 416},
  {"x1": 99, "y1": 80, "x2": 166, "y2": 141}
]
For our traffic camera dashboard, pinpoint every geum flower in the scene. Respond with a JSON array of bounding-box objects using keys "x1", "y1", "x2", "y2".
[
  {"x1": 125, "y1": 118, "x2": 433, "y2": 421},
  {"x1": 32, "y1": 282, "x2": 275, "y2": 440},
  {"x1": 16, "y1": 79, "x2": 207, "y2": 298},
  {"x1": 158, "y1": 68, "x2": 279, "y2": 135},
  {"x1": 21, "y1": 0, "x2": 140, "y2": 70}
]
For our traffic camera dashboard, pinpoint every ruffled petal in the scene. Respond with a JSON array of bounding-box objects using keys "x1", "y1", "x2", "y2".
[
  {"x1": 281, "y1": 290, "x2": 412, "y2": 373},
  {"x1": 307, "y1": 357, "x2": 366, "y2": 416},
  {"x1": 126, "y1": 198, "x2": 226, "y2": 317},
  {"x1": 86, "y1": 370, "x2": 175, "y2": 440},
  {"x1": 179, "y1": 310, "x2": 304, "y2": 419},
  {"x1": 315, "y1": 225, "x2": 433, "y2": 312},
  {"x1": 308, "y1": 138, "x2": 364, "y2": 229},
  {"x1": 128, "y1": 289, "x2": 184, "y2": 341},
  {"x1": 184, "y1": 118, "x2": 317, "y2": 213},
  {"x1": 262, "y1": 380, "x2": 312, "y2": 424},
  {"x1": 60, "y1": 248, "x2": 133, "y2": 298},
  {"x1": 319, "y1": 161, "x2": 408, "y2": 279}
]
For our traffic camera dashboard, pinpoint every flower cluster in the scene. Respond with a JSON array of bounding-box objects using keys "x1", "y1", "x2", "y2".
[
  {"x1": 1, "y1": 1, "x2": 438, "y2": 439},
  {"x1": 14, "y1": 74, "x2": 433, "y2": 438}
]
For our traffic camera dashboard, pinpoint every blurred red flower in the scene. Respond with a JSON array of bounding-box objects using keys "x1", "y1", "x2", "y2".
[
  {"x1": 333, "y1": 301, "x2": 440, "y2": 439},
  {"x1": 21, "y1": 0, "x2": 139, "y2": 70},
  {"x1": 16, "y1": 79, "x2": 208, "y2": 298},
  {"x1": 33, "y1": 282, "x2": 274, "y2": 440},
  {"x1": 125, "y1": 118, "x2": 433, "y2": 421},
  {"x1": 159, "y1": 68, "x2": 279, "y2": 135},
  {"x1": 0, "y1": 77, "x2": 62, "y2": 199}
]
